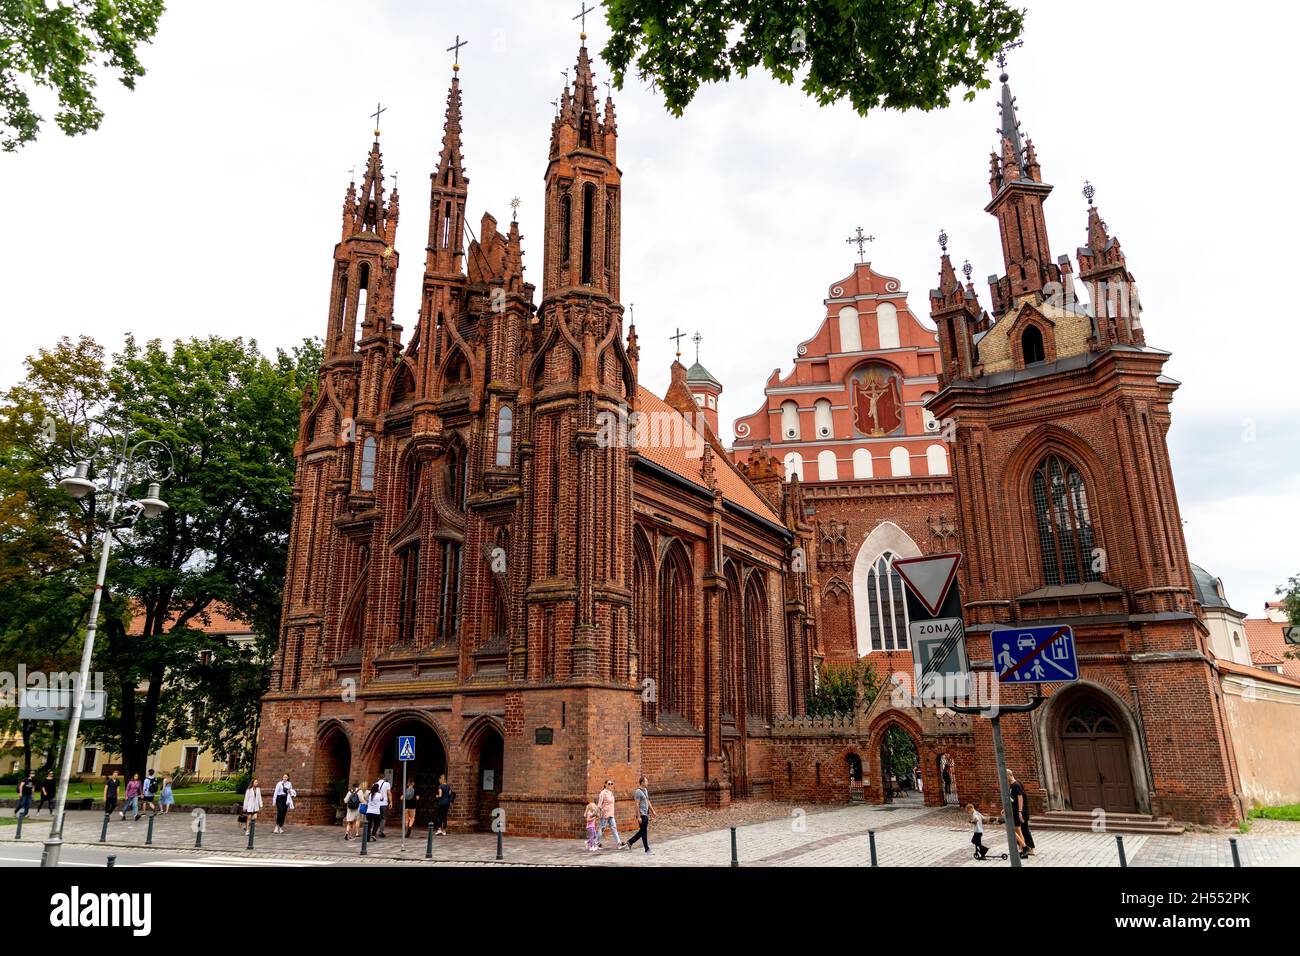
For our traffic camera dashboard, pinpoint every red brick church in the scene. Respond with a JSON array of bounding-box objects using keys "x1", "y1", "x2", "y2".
[{"x1": 258, "y1": 39, "x2": 1245, "y2": 832}]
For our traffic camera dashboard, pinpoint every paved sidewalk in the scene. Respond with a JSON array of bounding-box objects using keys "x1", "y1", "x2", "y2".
[{"x1": 5, "y1": 805, "x2": 1297, "y2": 867}]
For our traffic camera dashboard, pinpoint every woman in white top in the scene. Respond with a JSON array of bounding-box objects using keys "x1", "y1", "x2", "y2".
[
  {"x1": 272, "y1": 774, "x2": 297, "y2": 833},
  {"x1": 241, "y1": 778, "x2": 263, "y2": 834}
]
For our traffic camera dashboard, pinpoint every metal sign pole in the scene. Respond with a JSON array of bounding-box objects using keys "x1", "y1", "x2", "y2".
[
  {"x1": 401, "y1": 760, "x2": 407, "y2": 853},
  {"x1": 990, "y1": 715, "x2": 1020, "y2": 869}
]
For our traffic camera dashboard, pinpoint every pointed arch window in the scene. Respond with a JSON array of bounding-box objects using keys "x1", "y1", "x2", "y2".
[
  {"x1": 865, "y1": 552, "x2": 909, "y2": 651},
  {"x1": 359, "y1": 436, "x2": 377, "y2": 491},
  {"x1": 397, "y1": 546, "x2": 419, "y2": 645},
  {"x1": 439, "y1": 539, "x2": 463, "y2": 643},
  {"x1": 1031, "y1": 454, "x2": 1101, "y2": 586},
  {"x1": 581, "y1": 183, "x2": 596, "y2": 284},
  {"x1": 495, "y1": 405, "x2": 514, "y2": 467},
  {"x1": 446, "y1": 441, "x2": 468, "y2": 508},
  {"x1": 560, "y1": 193, "x2": 572, "y2": 263}
]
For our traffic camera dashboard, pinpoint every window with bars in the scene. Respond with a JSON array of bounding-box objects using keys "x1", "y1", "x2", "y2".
[
  {"x1": 866, "y1": 552, "x2": 909, "y2": 651},
  {"x1": 1031, "y1": 454, "x2": 1100, "y2": 586}
]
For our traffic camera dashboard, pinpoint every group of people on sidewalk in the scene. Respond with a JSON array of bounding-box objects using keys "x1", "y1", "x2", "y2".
[
  {"x1": 13, "y1": 772, "x2": 55, "y2": 816},
  {"x1": 967, "y1": 769, "x2": 1037, "y2": 861},
  {"x1": 240, "y1": 774, "x2": 298, "y2": 834},
  {"x1": 584, "y1": 776, "x2": 656, "y2": 855},
  {"x1": 341, "y1": 773, "x2": 455, "y2": 841},
  {"x1": 97, "y1": 769, "x2": 175, "y2": 822}
]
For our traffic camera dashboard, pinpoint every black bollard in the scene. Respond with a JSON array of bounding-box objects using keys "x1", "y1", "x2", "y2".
[
  {"x1": 246, "y1": 819, "x2": 255, "y2": 850},
  {"x1": 145, "y1": 812, "x2": 155, "y2": 846},
  {"x1": 1116, "y1": 834, "x2": 1127, "y2": 867},
  {"x1": 360, "y1": 818, "x2": 370, "y2": 856},
  {"x1": 107, "y1": 854, "x2": 116, "y2": 868},
  {"x1": 100, "y1": 812, "x2": 110, "y2": 843},
  {"x1": 195, "y1": 826, "x2": 203, "y2": 849},
  {"x1": 730, "y1": 826, "x2": 738, "y2": 867},
  {"x1": 14, "y1": 811, "x2": 23, "y2": 840},
  {"x1": 869, "y1": 828, "x2": 878, "y2": 867},
  {"x1": 426, "y1": 822, "x2": 434, "y2": 859},
  {"x1": 496, "y1": 829, "x2": 503, "y2": 861},
  {"x1": 1230, "y1": 836, "x2": 1241, "y2": 868}
]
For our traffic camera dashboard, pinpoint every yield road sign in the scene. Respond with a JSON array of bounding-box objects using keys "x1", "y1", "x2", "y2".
[
  {"x1": 894, "y1": 553, "x2": 961, "y2": 618},
  {"x1": 397, "y1": 735, "x2": 416, "y2": 761},
  {"x1": 992, "y1": 625, "x2": 1079, "y2": 683}
]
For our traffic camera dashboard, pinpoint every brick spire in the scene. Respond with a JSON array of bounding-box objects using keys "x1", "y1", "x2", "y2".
[
  {"x1": 930, "y1": 233, "x2": 984, "y2": 386},
  {"x1": 344, "y1": 137, "x2": 398, "y2": 245},
  {"x1": 1076, "y1": 184, "x2": 1144, "y2": 347},
  {"x1": 426, "y1": 72, "x2": 468, "y2": 276},
  {"x1": 984, "y1": 60, "x2": 1059, "y2": 317}
]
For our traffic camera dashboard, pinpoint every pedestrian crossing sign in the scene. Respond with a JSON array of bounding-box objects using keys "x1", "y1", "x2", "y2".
[{"x1": 397, "y1": 735, "x2": 416, "y2": 761}]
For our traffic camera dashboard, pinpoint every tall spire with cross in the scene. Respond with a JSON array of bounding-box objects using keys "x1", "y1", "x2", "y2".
[
  {"x1": 1075, "y1": 180, "x2": 1143, "y2": 347},
  {"x1": 846, "y1": 226, "x2": 875, "y2": 263},
  {"x1": 344, "y1": 104, "x2": 398, "y2": 244},
  {"x1": 426, "y1": 44, "x2": 469, "y2": 277},
  {"x1": 984, "y1": 40, "x2": 1059, "y2": 316}
]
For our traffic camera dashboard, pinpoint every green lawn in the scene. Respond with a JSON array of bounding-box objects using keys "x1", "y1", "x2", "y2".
[
  {"x1": 20, "y1": 781, "x2": 241, "y2": 806},
  {"x1": 1249, "y1": 803, "x2": 1300, "y2": 822}
]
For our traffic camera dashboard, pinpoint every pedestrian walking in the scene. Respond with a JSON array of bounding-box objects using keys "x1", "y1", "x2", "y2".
[
  {"x1": 967, "y1": 802, "x2": 990, "y2": 859},
  {"x1": 364, "y1": 780, "x2": 382, "y2": 836},
  {"x1": 344, "y1": 783, "x2": 362, "y2": 840},
  {"x1": 583, "y1": 800, "x2": 599, "y2": 852},
  {"x1": 374, "y1": 773, "x2": 391, "y2": 837},
  {"x1": 942, "y1": 760, "x2": 953, "y2": 797},
  {"x1": 272, "y1": 773, "x2": 296, "y2": 833},
  {"x1": 1007, "y1": 770, "x2": 1035, "y2": 859},
  {"x1": 596, "y1": 779, "x2": 626, "y2": 849},
  {"x1": 141, "y1": 769, "x2": 158, "y2": 815},
  {"x1": 626, "y1": 775, "x2": 656, "y2": 854},
  {"x1": 403, "y1": 780, "x2": 419, "y2": 838},
  {"x1": 14, "y1": 773, "x2": 34, "y2": 817},
  {"x1": 124, "y1": 773, "x2": 142, "y2": 820},
  {"x1": 37, "y1": 772, "x2": 56, "y2": 814},
  {"x1": 103, "y1": 770, "x2": 121, "y2": 819},
  {"x1": 241, "y1": 777, "x2": 262, "y2": 833},
  {"x1": 432, "y1": 774, "x2": 454, "y2": 835},
  {"x1": 159, "y1": 775, "x2": 174, "y2": 814}
]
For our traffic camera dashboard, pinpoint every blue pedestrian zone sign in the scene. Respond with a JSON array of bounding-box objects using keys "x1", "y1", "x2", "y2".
[
  {"x1": 992, "y1": 625, "x2": 1079, "y2": 684},
  {"x1": 397, "y1": 736, "x2": 416, "y2": 761}
]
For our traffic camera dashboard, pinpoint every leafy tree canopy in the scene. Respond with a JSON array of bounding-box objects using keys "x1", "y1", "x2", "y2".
[
  {"x1": 603, "y1": 0, "x2": 1025, "y2": 118},
  {"x1": 0, "y1": 0, "x2": 165, "y2": 151}
]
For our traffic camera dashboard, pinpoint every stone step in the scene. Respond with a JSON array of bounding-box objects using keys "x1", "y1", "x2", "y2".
[{"x1": 1031, "y1": 811, "x2": 1184, "y2": 835}]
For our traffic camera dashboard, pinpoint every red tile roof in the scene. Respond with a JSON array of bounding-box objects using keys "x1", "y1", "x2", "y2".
[
  {"x1": 1217, "y1": 657, "x2": 1300, "y2": 690},
  {"x1": 635, "y1": 386, "x2": 781, "y2": 524},
  {"x1": 127, "y1": 603, "x2": 255, "y2": 637},
  {"x1": 1244, "y1": 617, "x2": 1300, "y2": 679}
]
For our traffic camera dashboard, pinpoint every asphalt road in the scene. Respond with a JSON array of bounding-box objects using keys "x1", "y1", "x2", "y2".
[{"x1": 0, "y1": 842, "x2": 343, "y2": 867}]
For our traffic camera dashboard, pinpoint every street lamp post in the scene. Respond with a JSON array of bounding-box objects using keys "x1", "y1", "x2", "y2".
[{"x1": 40, "y1": 428, "x2": 172, "y2": 868}]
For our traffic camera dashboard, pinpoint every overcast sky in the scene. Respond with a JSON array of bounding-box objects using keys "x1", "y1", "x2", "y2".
[{"x1": 2, "y1": 0, "x2": 1295, "y2": 614}]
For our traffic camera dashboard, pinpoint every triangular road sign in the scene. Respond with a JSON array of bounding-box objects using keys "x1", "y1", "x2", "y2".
[
  {"x1": 893, "y1": 552, "x2": 962, "y2": 618},
  {"x1": 397, "y1": 737, "x2": 415, "y2": 760}
]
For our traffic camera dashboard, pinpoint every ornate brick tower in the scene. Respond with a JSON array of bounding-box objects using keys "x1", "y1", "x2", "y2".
[
  {"x1": 500, "y1": 35, "x2": 640, "y2": 833},
  {"x1": 928, "y1": 61, "x2": 1242, "y2": 824}
]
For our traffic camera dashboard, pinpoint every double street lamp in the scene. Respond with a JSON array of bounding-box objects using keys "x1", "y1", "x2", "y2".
[{"x1": 40, "y1": 425, "x2": 173, "y2": 868}]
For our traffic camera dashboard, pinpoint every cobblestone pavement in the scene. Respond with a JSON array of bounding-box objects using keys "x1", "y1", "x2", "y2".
[{"x1": 5, "y1": 805, "x2": 1297, "y2": 867}]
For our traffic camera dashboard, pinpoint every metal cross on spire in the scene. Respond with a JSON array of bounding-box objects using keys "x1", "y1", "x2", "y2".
[
  {"x1": 510, "y1": 196, "x2": 521, "y2": 221},
  {"x1": 670, "y1": 327, "x2": 687, "y2": 358},
  {"x1": 370, "y1": 102, "x2": 387, "y2": 137},
  {"x1": 846, "y1": 226, "x2": 875, "y2": 262},
  {"x1": 574, "y1": 1, "x2": 597, "y2": 37},
  {"x1": 446, "y1": 35, "x2": 467, "y2": 72},
  {"x1": 1083, "y1": 180, "x2": 1096, "y2": 206},
  {"x1": 962, "y1": 259, "x2": 973, "y2": 282},
  {"x1": 938, "y1": 228, "x2": 949, "y2": 254},
  {"x1": 691, "y1": 331, "x2": 703, "y2": 363},
  {"x1": 995, "y1": 38, "x2": 1023, "y2": 71}
]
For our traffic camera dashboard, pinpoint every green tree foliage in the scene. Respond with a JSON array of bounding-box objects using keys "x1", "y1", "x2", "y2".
[
  {"x1": 603, "y1": 0, "x2": 1025, "y2": 118},
  {"x1": 0, "y1": 334, "x2": 318, "y2": 778},
  {"x1": 0, "y1": 0, "x2": 165, "y2": 151},
  {"x1": 883, "y1": 724, "x2": 917, "y2": 779},
  {"x1": 807, "y1": 658, "x2": 881, "y2": 718},
  {"x1": 1277, "y1": 573, "x2": 1300, "y2": 661}
]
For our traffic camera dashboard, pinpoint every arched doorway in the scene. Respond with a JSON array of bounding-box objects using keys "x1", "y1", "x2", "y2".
[
  {"x1": 936, "y1": 753, "x2": 958, "y2": 805},
  {"x1": 470, "y1": 724, "x2": 505, "y2": 831},
  {"x1": 316, "y1": 724, "x2": 352, "y2": 826},
  {"x1": 878, "y1": 724, "x2": 920, "y2": 805},
  {"x1": 367, "y1": 717, "x2": 448, "y2": 829},
  {"x1": 1057, "y1": 694, "x2": 1137, "y2": 813}
]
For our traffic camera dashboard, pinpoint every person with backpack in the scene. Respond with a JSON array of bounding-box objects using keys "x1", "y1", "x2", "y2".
[
  {"x1": 141, "y1": 769, "x2": 158, "y2": 815},
  {"x1": 433, "y1": 773, "x2": 454, "y2": 835},
  {"x1": 343, "y1": 783, "x2": 362, "y2": 841}
]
